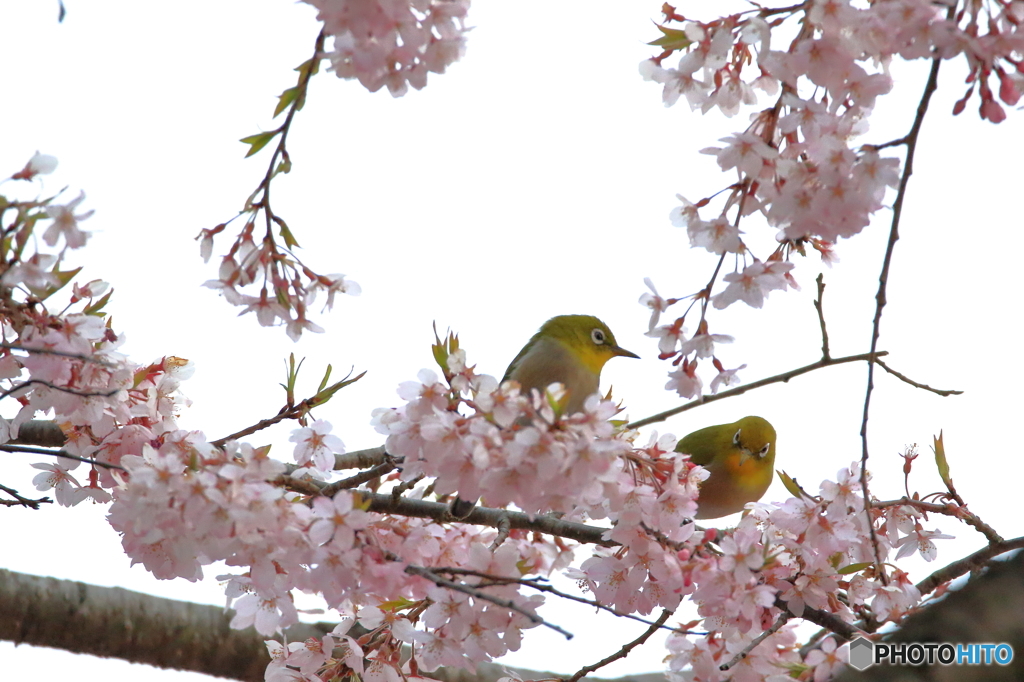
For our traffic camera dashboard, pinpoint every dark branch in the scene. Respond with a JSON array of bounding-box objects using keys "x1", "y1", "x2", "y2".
[
  {"x1": 403, "y1": 563, "x2": 573, "y2": 639},
  {"x1": 858, "y1": 14, "x2": 948, "y2": 588},
  {"x1": 566, "y1": 609, "x2": 672, "y2": 682}
]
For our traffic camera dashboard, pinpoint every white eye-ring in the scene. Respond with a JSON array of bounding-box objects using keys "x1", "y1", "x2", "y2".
[
  {"x1": 733, "y1": 429, "x2": 742, "y2": 447},
  {"x1": 591, "y1": 328, "x2": 606, "y2": 345},
  {"x1": 758, "y1": 443, "x2": 771, "y2": 458}
]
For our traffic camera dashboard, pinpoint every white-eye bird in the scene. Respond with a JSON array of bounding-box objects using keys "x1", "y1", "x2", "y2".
[
  {"x1": 676, "y1": 415, "x2": 777, "y2": 520},
  {"x1": 450, "y1": 314, "x2": 638, "y2": 518}
]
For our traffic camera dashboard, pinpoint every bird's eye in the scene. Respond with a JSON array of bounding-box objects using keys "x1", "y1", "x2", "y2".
[
  {"x1": 591, "y1": 328, "x2": 606, "y2": 345},
  {"x1": 733, "y1": 429, "x2": 742, "y2": 447},
  {"x1": 759, "y1": 443, "x2": 771, "y2": 458}
]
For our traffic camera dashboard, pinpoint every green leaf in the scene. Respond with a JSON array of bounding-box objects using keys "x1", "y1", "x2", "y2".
[
  {"x1": 431, "y1": 324, "x2": 452, "y2": 373},
  {"x1": 311, "y1": 370, "x2": 366, "y2": 406},
  {"x1": 83, "y1": 288, "x2": 113, "y2": 315},
  {"x1": 932, "y1": 430, "x2": 951, "y2": 488},
  {"x1": 778, "y1": 470, "x2": 810, "y2": 500},
  {"x1": 274, "y1": 216, "x2": 299, "y2": 249},
  {"x1": 240, "y1": 131, "x2": 277, "y2": 158},
  {"x1": 377, "y1": 597, "x2": 416, "y2": 611},
  {"x1": 317, "y1": 364, "x2": 333, "y2": 393},
  {"x1": 837, "y1": 562, "x2": 873, "y2": 575},
  {"x1": 274, "y1": 86, "x2": 300, "y2": 118},
  {"x1": 647, "y1": 25, "x2": 692, "y2": 50}
]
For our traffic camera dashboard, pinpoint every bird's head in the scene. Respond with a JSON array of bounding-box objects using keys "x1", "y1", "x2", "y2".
[
  {"x1": 733, "y1": 415, "x2": 777, "y2": 466},
  {"x1": 539, "y1": 315, "x2": 639, "y2": 376}
]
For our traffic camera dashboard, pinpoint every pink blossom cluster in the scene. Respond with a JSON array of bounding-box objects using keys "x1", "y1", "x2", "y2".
[
  {"x1": 372, "y1": 350, "x2": 634, "y2": 517},
  {"x1": 644, "y1": 0, "x2": 1021, "y2": 247},
  {"x1": 199, "y1": 222, "x2": 361, "y2": 342},
  {"x1": 108, "y1": 431, "x2": 554, "y2": 675},
  {"x1": 637, "y1": 0, "x2": 1023, "y2": 399},
  {"x1": 301, "y1": 0, "x2": 471, "y2": 97},
  {"x1": 573, "y1": 464, "x2": 946, "y2": 682}
]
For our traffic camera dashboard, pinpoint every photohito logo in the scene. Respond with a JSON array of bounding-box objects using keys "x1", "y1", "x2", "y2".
[{"x1": 848, "y1": 636, "x2": 1015, "y2": 671}]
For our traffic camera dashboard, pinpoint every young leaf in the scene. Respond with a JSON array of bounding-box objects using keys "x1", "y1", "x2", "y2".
[
  {"x1": 647, "y1": 25, "x2": 692, "y2": 51},
  {"x1": 931, "y1": 430, "x2": 952, "y2": 488},
  {"x1": 240, "y1": 131, "x2": 278, "y2": 158},
  {"x1": 778, "y1": 470, "x2": 812, "y2": 500},
  {"x1": 83, "y1": 288, "x2": 113, "y2": 315},
  {"x1": 274, "y1": 86, "x2": 300, "y2": 118}
]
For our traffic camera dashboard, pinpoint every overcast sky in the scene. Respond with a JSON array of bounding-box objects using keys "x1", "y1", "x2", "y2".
[{"x1": 2, "y1": 1, "x2": 1022, "y2": 679}]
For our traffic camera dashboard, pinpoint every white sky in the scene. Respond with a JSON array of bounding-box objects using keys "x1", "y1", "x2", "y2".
[{"x1": 2, "y1": 0, "x2": 1022, "y2": 680}]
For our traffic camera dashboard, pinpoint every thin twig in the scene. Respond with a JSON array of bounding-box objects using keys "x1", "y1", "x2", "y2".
[
  {"x1": 628, "y1": 350, "x2": 887, "y2": 429},
  {"x1": 874, "y1": 497, "x2": 1003, "y2": 545},
  {"x1": 430, "y1": 569, "x2": 680, "y2": 632},
  {"x1": 403, "y1": 563, "x2": 573, "y2": 639},
  {"x1": 566, "y1": 609, "x2": 671, "y2": 682},
  {"x1": 859, "y1": 32, "x2": 948, "y2": 586},
  {"x1": 391, "y1": 474, "x2": 422, "y2": 501},
  {"x1": 720, "y1": 612, "x2": 790, "y2": 671},
  {"x1": 0, "y1": 379, "x2": 119, "y2": 401},
  {"x1": 0, "y1": 482, "x2": 51, "y2": 509},
  {"x1": 211, "y1": 399, "x2": 317, "y2": 448},
  {"x1": 0, "y1": 444, "x2": 125, "y2": 470},
  {"x1": 0, "y1": 343, "x2": 117, "y2": 366},
  {"x1": 874, "y1": 358, "x2": 963, "y2": 397},
  {"x1": 813, "y1": 273, "x2": 830, "y2": 361}
]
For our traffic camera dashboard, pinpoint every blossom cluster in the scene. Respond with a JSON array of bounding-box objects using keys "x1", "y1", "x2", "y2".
[
  {"x1": 371, "y1": 351, "x2": 634, "y2": 516},
  {"x1": 639, "y1": 0, "x2": 1023, "y2": 396},
  {"x1": 107, "y1": 431, "x2": 555, "y2": 676},
  {"x1": 369, "y1": 347, "x2": 951, "y2": 681},
  {"x1": 579, "y1": 464, "x2": 946, "y2": 682},
  {"x1": 302, "y1": 0, "x2": 471, "y2": 97},
  {"x1": 199, "y1": 221, "x2": 361, "y2": 342}
]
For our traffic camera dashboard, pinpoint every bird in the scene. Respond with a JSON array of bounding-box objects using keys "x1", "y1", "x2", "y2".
[
  {"x1": 676, "y1": 415, "x2": 776, "y2": 520},
  {"x1": 450, "y1": 314, "x2": 639, "y2": 518}
]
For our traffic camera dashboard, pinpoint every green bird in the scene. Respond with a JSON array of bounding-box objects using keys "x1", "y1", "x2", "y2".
[
  {"x1": 451, "y1": 314, "x2": 639, "y2": 518},
  {"x1": 676, "y1": 415, "x2": 777, "y2": 520}
]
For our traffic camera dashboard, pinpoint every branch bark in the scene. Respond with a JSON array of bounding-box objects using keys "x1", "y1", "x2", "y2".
[{"x1": 0, "y1": 569, "x2": 666, "y2": 682}]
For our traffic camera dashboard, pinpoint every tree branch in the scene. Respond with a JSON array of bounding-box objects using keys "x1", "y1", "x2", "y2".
[
  {"x1": 858, "y1": 2, "x2": 950, "y2": 590},
  {"x1": 627, "y1": 350, "x2": 886, "y2": 430},
  {"x1": 359, "y1": 492, "x2": 616, "y2": 547},
  {"x1": 915, "y1": 535, "x2": 1024, "y2": 598},
  {"x1": 403, "y1": 563, "x2": 573, "y2": 639},
  {"x1": 565, "y1": 609, "x2": 671, "y2": 682},
  {"x1": 0, "y1": 482, "x2": 51, "y2": 508}
]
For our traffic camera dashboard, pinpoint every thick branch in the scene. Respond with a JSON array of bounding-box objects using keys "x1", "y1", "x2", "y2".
[
  {"x1": 915, "y1": 535, "x2": 1024, "y2": 598},
  {"x1": 0, "y1": 568, "x2": 323, "y2": 681},
  {"x1": 1, "y1": 569, "x2": 665, "y2": 682},
  {"x1": 833, "y1": 549, "x2": 1024, "y2": 682}
]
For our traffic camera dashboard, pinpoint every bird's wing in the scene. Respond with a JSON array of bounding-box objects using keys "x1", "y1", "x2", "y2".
[{"x1": 677, "y1": 426, "x2": 721, "y2": 466}]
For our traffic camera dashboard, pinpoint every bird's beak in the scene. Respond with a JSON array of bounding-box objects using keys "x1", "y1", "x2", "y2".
[
  {"x1": 613, "y1": 346, "x2": 640, "y2": 359},
  {"x1": 738, "y1": 449, "x2": 752, "y2": 465}
]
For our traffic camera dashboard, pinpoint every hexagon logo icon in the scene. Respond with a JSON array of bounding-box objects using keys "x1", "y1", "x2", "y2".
[{"x1": 848, "y1": 637, "x2": 874, "y2": 671}]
